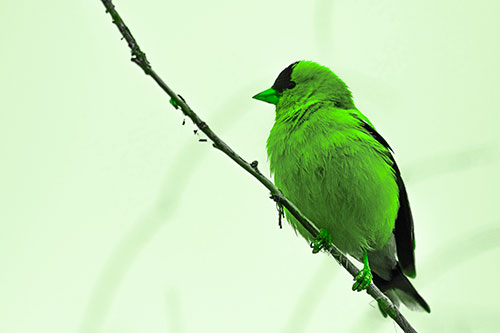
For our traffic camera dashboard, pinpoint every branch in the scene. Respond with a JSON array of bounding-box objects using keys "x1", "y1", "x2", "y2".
[{"x1": 99, "y1": 1, "x2": 418, "y2": 332}]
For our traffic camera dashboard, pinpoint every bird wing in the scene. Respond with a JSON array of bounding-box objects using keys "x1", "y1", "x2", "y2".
[{"x1": 351, "y1": 112, "x2": 416, "y2": 278}]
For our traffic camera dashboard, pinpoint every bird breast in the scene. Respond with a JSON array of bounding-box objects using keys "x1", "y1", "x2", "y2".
[{"x1": 266, "y1": 108, "x2": 399, "y2": 256}]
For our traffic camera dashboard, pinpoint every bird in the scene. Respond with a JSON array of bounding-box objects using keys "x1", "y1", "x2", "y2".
[{"x1": 252, "y1": 60, "x2": 430, "y2": 315}]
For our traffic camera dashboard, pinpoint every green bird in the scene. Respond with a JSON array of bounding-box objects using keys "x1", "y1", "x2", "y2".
[{"x1": 253, "y1": 61, "x2": 430, "y2": 315}]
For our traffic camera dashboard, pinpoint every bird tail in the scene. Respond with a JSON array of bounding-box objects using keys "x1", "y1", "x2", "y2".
[{"x1": 372, "y1": 264, "x2": 430, "y2": 316}]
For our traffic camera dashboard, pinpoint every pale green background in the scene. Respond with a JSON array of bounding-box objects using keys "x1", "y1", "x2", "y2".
[{"x1": 1, "y1": 0, "x2": 499, "y2": 332}]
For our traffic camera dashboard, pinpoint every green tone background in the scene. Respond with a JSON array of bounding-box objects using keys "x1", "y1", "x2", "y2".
[{"x1": 1, "y1": 0, "x2": 499, "y2": 332}]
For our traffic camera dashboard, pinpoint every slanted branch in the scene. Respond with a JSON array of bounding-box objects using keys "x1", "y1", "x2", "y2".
[{"x1": 99, "y1": 1, "x2": 418, "y2": 332}]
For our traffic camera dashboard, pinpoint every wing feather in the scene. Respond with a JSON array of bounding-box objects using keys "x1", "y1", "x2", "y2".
[{"x1": 354, "y1": 116, "x2": 417, "y2": 277}]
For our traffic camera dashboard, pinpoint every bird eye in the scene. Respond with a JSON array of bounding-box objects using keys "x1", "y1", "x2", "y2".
[{"x1": 288, "y1": 81, "x2": 296, "y2": 89}]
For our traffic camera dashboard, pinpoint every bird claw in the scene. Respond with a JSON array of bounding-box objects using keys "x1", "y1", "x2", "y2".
[
  {"x1": 352, "y1": 266, "x2": 372, "y2": 292},
  {"x1": 310, "y1": 228, "x2": 332, "y2": 253}
]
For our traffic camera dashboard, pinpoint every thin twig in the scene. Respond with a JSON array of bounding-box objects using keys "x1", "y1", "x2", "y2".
[{"x1": 99, "y1": 1, "x2": 418, "y2": 332}]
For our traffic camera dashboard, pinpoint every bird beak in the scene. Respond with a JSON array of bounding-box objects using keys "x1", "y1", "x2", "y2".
[{"x1": 252, "y1": 88, "x2": 279, "y2": 105}]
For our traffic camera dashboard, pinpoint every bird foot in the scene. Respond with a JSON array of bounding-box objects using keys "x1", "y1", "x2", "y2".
[
  {"x1": 310, "y1": 228, "x2": 332, "y2": 254},
  {"x1": 352, "y1": 266, "x2": 372, "y2": 292}
]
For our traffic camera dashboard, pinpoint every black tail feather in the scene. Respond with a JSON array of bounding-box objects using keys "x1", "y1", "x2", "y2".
[{"x1": 372, "y1": 264, "x2": 430, "y2": 314}]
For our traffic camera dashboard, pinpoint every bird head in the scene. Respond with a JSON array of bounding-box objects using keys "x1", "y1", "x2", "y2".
[{"x1": 253, "y1": 61, "x2": 355, "y2": 110}]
